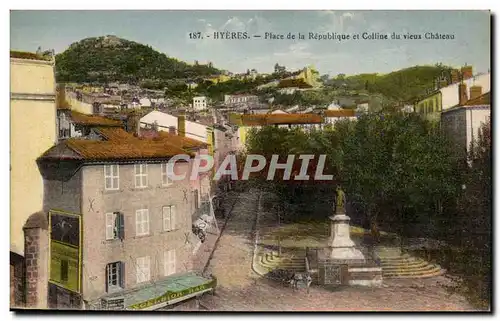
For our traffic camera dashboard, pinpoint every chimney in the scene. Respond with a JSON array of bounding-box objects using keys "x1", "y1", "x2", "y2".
[
  {"x1": 459, "y1": 83, "x2": 468, "y2": 106},
  {"x1": 168, "y1": 126, "x2": 177, "y2": 135},
  {"x1": 451, "y1": 69, "x2": 460, "y2": 84},
  {"x1": 178, "y1": 115, "x2": 186, "y2": 137},
  {"x1": 469, "y1": 85, "x2": 482, "y2": 101},
  {"x1": 461, "y1": 65, "x2": 473, "y2": 80}
]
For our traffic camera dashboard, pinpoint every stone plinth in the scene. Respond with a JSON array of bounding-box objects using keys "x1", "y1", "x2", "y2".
[{"x1": 327, "y1": 214, "x2": 365, "y2": 263}]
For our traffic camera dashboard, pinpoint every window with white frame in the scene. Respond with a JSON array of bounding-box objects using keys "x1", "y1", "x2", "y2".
[
  {"x1": 106, "y1": 261, "x2": 124, "y2": 292},
  {"x1": 162, "y1": 205, "x2": 177, "y2": 231},
  {"x1": 164, "y1": 249, "x2": 176, "y2": 276},
  {"x1": 105, "y1": 212, "x2": 124, "y2": 240},
  {"x1": 136, "y1": 256, "x2": 150, "y2": 284},
  {"x1": 161, "y1": 163, "x2": 172, "y2": 186},
  {"x1": 135, "y1": 209, "x2": 149, "y2": 236},
  {"x1": 104, "y1": 165, "x2": 119, "y2": 190},
  {"x1": 134, "y1": 164, "x2": 148, "y2": 188}
]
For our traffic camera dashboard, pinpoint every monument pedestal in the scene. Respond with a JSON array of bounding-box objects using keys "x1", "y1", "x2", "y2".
[
  {"x1": 325, "y1": 213, "x2": 365, "y2": 264},
  {"x1": 305, "y1": 191, "x2": 382, "y2": 287}
]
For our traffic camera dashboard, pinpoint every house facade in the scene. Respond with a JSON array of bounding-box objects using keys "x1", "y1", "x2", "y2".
[
  {"x1": 193, "y1": 96, "x2": 207, "y2": 111},
  {"x1": 10, "y1": 51, "x2": 58, "y2": 308},
  {"x1": 37, "y1": 129, "x2": 215, "y2": 310},
  {"x1": 415, "y1": 66, "x2": 490, "y2": 121},
  {"x1": 230, "y1": 113, "x2": 324, "y2": 150},
  {"x1": 441, "y1": 91, "x2": 490, "y2": 158},
  {"x1": 224, "y1": 94, "x2": 259, "y2": 106},
  {"x1": 10, "y1": 51, "x2": 57, "y2": 259},
  {"x1": 323, "y1": 109, "x2": 357, "y2": 126}
]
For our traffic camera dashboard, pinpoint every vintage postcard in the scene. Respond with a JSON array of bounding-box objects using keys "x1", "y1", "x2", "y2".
[{"x1": 9, "y1": 9, "x2": 491, "y2": 312}]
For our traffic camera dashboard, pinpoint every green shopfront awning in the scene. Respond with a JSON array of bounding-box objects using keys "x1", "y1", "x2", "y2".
[{"x1": 105, "y1": 272, "x2": 217, "y2": 310}]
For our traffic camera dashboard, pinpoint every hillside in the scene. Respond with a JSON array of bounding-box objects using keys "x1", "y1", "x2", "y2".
[
  {"x1": 55, "y1": 35, "x2": 221, "y2": 84},
  {"x1": 335, "y1": 65, "x2": 452, "y2": 103}
]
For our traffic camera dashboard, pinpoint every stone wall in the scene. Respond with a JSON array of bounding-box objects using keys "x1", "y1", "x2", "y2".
[
  {"x1": 23, "y1": 211, "x2": 49, "y2": 309},
  {"x1": 10, "y1": 252, "x2": 25, "y2": 308}
]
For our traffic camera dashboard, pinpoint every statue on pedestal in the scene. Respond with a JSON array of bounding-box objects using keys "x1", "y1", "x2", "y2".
[{"x1": 334, "y1": 185, "x2": 346, "y2": 214}]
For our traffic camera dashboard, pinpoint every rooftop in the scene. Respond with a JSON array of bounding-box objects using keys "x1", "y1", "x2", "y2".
[
  {"x1": 465, "y1": 92, "x2": 490, "y2": 106},
  {"x1": 70, "y1": 111, "x2": 123, "y2": 127},
  {"x1": 442, "y1": 92, "x2": 491, "y2": 114},
  {"x1": 324, "y1": 109, "x2": 356, "y2": 117},
  {"x1": 139, "y1": 130, "x2": 207, "y2": 150},
  {"x1": 38, "y1": 134, "x2": 191, "y2": 162},
  {"x1": 94, "y1": 127, "x2": 135, "y2": 141},
  {"x1": 239, "y1": 113, "x2": 323, "y2": 126}
]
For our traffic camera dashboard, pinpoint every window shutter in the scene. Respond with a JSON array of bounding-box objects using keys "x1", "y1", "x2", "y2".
[
  {"x1": 119, "y1": 261, "x2": 125, "y2": 289},
  {"x1": 171, "y1": 206, "x2": 176, "y2": 230},
  {"x1": 135, "y1": 211, "x2": 141, "y2": 235},
  {"x1": 163, "y1": 207, "x2": 170, "y2": 231},
  {"x1": 144, "y1": 210, "x2": 149, "y2": 235},
  {"x1": 170, "y1": 250, "x2": 176, "y2": 275},
  {"x1": 106, "y1": 213, "x2": 114, "y2": 240},
  {"x1": 105, "y1": 264, "x2": 109, "y2": 293},
  {"x1": 117, "y1": 212, "x2": 125, "y2": 240}
]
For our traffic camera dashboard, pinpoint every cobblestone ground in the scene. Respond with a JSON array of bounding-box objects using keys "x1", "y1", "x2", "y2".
[{"x1": 197, "y1": 190, "x2": 476, "y2": 311}]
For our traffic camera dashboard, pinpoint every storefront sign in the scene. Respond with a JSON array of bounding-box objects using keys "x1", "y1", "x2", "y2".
[
  {"x1": 49, "y1": 210, "x2": 82, "y2": 294},
  {"x1": 128, "y1": 279, "x2": 216, "y2": 310}
]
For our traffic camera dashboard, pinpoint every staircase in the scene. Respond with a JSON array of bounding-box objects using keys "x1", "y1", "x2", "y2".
[
  {"x1": 258, "y1": 251, "x2": 306, "y2": 273},
  {"x1": 378, "y1": 248, "x2": 444, "y2": 279}
]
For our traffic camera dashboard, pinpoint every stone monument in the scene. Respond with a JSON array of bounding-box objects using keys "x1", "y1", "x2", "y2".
[
  {"x1": 327, "y1": 186, "x2": 365, "y2": 263},
  {"x1": 305, "y1": 186, "x2": 381, "y2": 287}
]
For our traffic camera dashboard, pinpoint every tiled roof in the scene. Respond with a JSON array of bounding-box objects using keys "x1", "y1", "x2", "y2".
[
  {"x1": 139, "y1": 130, "x2": 207, "y2": 150},
  {"x1": 70, "y1": 111, "x2": 123, "y2": 127},
  {"x1": 95, "y1": 127, "x2": 135, "y2": 141},
  {"x1": 69, "y1": 139, "x2": 189, "y2": 161},
  {"x1": 444, "y1": 92, "x2": 492, "y2": 113},
  {"x1": 241, "y1": 113, "x2": 323, "y2": 126},
  {"x1": 324, "y1": 109, "x2": 356, "y2": 117},
  {"x1": 39, "y1": 137, "x2": 191, "y2": 162},
  {"x1": 10, "y1": 50, "x2": 51, "y2": 61},
  {"x1": 157, "y1": 132, "x2": 207, "y2": 149},
  {"x1": 465, "y1": 92, "x2": 490, "y2": 106}
]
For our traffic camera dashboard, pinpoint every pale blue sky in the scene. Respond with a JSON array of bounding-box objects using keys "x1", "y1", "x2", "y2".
[{"x1": 10, "y1": 10, "x2": 491, "y2": 76}]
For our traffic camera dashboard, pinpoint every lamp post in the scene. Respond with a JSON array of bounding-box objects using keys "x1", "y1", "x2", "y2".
[{"x1": 277, "y1": 207, "x2": 282, "y2": 257}]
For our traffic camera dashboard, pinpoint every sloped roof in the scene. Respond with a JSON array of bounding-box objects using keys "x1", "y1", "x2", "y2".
[
  {"x1": 38, "y1": 138, "x2": 190, "y2": 162},
  {"x1": 465, "y1": 92, "x2": 490, "y2": 106},
  {"x1": 157, "y1": 132, "x2": 207, "y2": 149},
  {"x1": 70, "y1": 111, "x2": 123, "y2": 127},
  {"x1": 94, "y1": 127, "x2": 135, "y2": 141},
  {"x1": 240, "y1": 113, "x2": 323, "y2": 126},
  {"x1": 324, "y1": 109, "x2": 356, "y2": 117},
  {"x1": 139, "y1": 130, "x2": 207, "y2": 150}
]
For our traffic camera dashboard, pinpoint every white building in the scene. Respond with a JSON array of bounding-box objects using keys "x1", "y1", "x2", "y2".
[
  {"x1": 271, "y1": 109, "x2": 288, "y2": 114},
  {"x1": 193, "y1": 96, "x2": 207, "y2": 111},
  {"x1": 439, "y1": 73, "x2": 490, "y2": 111},
  {"x1": 441, "y1": 90, "x2": 490, "y2": 156},
  {"x1": 187, "y1": 82, "x2": 198, "y2": 90},
  {"x1": 224, "y1": 94, "x2": 259, "y2": 105},
  {"x1": 140, "y1": 98, "x2": 151, "y2": 108},
  {"x1": 140, "y1": 110, "x2": 209, "y2": 143},
  {"x1": 356, "y1": 103, "x2": 369, "y2": 113},
  {"x1": 324, "y1": 109, "x2": 357, "y2": 126},
  {"x1": 140, "y1": 110, "x2": 178, "y2": 131},
  {"x1": 278, "y1": 87, "x2": 299, "y2": 95},
  {"x1": 327, "y1": 101, "x2": 342, "y2": 110}
]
